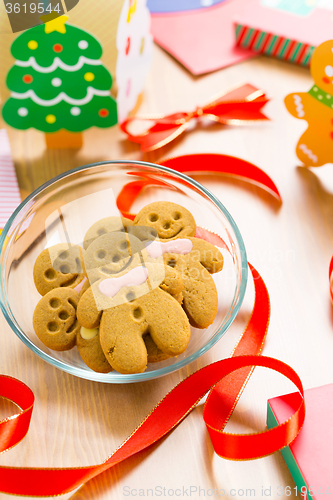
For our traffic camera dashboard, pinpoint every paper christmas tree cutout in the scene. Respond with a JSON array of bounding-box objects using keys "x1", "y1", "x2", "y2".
[
  {"x1": 2, "y1": 14, "x2": 118, "y2": 148},
  {"x1": 285, "y1": 40, "x2": 333, "y2": 167}
]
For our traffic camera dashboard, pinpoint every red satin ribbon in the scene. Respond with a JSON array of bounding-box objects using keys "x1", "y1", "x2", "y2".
[
  {"x1": 0, "y1": 264, "x2": 305, "y2": 496},
  {"x1": 117, "y1": 154, "x2": 281, "y2": 220},
  {"x1": 0, "y1": 168, "x2": 305, "y2": 496},
  {"x1": 120, "y1": 84, "x2": 269, "y2": 152},
  {"x1": 0, "y1": 376, "x2": 34, "y2": 453}
]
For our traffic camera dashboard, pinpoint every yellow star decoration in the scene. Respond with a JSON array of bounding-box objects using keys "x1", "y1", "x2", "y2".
[{"x1": 42, "y1": 14, "x2": 69, "y2": 34}]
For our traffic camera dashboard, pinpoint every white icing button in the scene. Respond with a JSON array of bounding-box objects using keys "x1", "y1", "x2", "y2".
[
  {"x1": 313, "y1": 87, "x2": 318, "y2": 91},
  {"x1": 51, "y1": 77, "x2": 62, "y2": 87},
  {"x1": 78, "y1": 40, "x2": 88, "y2": 49},
  {"x1": 326, "y1": 95, "x2": 331, "y2": 99},
  {"x1": 18, "y1": 107, "x2": 28, "y2": 116},
  {"x1": 80, "y1": 327, "x2": 99, "y2": 340},
  {"x1": 70, "y1": 106, "x2": 81, "y2": 116},
  {"x1": 318, "y1": 95, "x2": 323, "y2": 100}
]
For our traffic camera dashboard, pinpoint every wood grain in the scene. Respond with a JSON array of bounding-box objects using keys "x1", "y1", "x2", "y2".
[{"x1": 1, "y1": 43, "x2": 333, "y2": 500}]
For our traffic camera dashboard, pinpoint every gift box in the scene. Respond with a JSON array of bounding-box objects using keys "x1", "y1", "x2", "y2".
[
  {"x1": 234, "y1": 0, "x2": 333, "y2": 67},
  {"x1": 0, "y1": 0, "x2": 153, "y2": 148},
  {"x1": 267, "y1": 384, "x2": 333, "y2": 500}
]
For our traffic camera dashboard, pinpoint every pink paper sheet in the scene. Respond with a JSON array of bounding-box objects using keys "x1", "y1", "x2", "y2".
[
  {"x1": 269, "y1": 384, "x2": 333, "y2": 499},
  {"x1": 235, "y1": 1, "x2": 333, "y2": 47},
  {"x1": 150, "y1": 0, "x2": 255, "y2": 75}
]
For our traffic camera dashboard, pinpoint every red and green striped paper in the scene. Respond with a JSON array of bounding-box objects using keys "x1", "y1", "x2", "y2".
[{"x1": 235, "y1": 23, "x2": 314, "y2": 67}]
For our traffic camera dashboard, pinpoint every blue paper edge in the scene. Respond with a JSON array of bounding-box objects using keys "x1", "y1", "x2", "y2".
[{"x1": 147, "y1": 0, "x2": 227, "y2": 14}]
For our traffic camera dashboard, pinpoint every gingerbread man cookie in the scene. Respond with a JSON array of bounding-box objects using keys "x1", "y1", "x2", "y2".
[
  {"x1": 77, "y1": 230, "x2": 190, "y2": 374},
  {"x1": 78, "y1": 284, "x2": 190, "y2": 374},
  {"x1": 285, "y1": 40, "x2": 333, "y2": 166},
  {"x1": 134, "y1": 202, "x2": 224, "y2": 328},
  {"x1": 33, "y1": 287, "x2": 80, "y2": 351}
]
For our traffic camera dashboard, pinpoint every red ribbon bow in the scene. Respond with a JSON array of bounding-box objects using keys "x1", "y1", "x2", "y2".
[{"x1": 120, "y1": 84, "x2": 269, "y2": 152}]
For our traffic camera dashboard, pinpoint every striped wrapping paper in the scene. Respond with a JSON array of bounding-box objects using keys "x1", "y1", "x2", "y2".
[
  {"x1": 0, "y1": 129, "x2": 21, "y2": 233},
  {"x1": 235, "y1": 23, "x2": 314, "y2": 67}
]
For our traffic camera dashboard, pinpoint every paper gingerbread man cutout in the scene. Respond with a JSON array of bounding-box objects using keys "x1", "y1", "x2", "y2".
[{"x1": 285, "y1": 40, "x2": 333, "y2": 167}]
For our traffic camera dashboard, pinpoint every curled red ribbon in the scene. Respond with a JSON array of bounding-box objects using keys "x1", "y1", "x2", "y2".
[
  {"x1": 0, "y1": 376, "x2": 34, "y2": 453},
  {"x1": 120, "y1": 84, "x2": 269, "y2": 152},
  {"x1": 0, "y1": 167, "x2": 304, "y2": 496},
  {"x1": 117, "y1": 153, "x2": 281, "y2": 221}
]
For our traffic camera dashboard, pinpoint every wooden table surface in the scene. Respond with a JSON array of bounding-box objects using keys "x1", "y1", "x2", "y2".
[{"x1": 1, "y1": 42, "x2": 333, "y2": 500}]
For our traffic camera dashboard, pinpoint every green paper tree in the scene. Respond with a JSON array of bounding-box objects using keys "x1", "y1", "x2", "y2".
[{"x1": 2, "y1": 15, "x2": 118, "y2": 147}]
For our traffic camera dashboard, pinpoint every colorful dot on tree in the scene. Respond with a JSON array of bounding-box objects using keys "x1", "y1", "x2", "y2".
[
  {"x1": 28, "y1": 40, "x2": 38, "y2": 50},
  {"x1": 51, "y1": 77, "x2": 62, "y2": 87},
  {"x1": 53, "y1": 44, "x2": 63, "y2": 53},
  {"x1": 18, "y1": 107, "x2": 28, "y2": 117},
  {"x1": 46, "y1": 114, "x2": 56, "y2": 124},
  {"x1": 126, "y1": 37, "x2": 131, "y2": 56},
  {"x1": 98, "y1": 109, "x2": 109, "y2": 117},
  {"x1": 78, "y1": 40, "x2": 88, "y2": 49},
  {"x1": 70, "y1": 107, "x2": 81, "y2": 116},
  {"x1": 84, "y1": 72, "x2": 95, "y2": 82},
  {"x1": 23, "y1": 74, "x2": 33, "y2": 83}
]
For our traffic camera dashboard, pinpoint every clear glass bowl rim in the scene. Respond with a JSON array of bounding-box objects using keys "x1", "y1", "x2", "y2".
[{"x1": 0, "y1": 159, "x2": 248, "y2": 383}]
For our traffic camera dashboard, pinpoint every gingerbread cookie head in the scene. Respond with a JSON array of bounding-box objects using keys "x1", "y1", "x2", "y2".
[
  {"x1": 83, "y1": 228, "x2": 173, "y2": 310},
  {"x1": 83, "y1": 231, "x2": 145, "y2": 285},
  {"x1": 134, "y1": 201, "x2": 196, "y2": 241},
  {"x1": 83, "y1": 216, "x2": 134, "y2": 250},
  {"x1": 310, "y1": 40, "x2": 333, "y2": 96},
  {"x1": 33, "y1": 244, "x2": 85, "y2": 296},
  {"x1": 33, "y1": 287, "x2": 80, "y2": 351}
]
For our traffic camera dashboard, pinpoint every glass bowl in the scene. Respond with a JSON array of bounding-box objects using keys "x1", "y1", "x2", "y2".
[{"x1": 0, "y1": 160, "x2": 248, "y2": 383}]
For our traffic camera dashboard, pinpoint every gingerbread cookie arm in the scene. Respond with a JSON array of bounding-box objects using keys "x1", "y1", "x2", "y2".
[
  {"x1": 144, "y1": 288, "x2": 190, "y2": 356},
  {"x1": 181, "y1": 257, "x2": 218, "y2": 329},
  {"x1": 187, "y1": 237, "x2": 223, "y2": 274},
  {"x1": 77, "y1": 287, "x2": 102, "y2": 329},
  {"x1": 76, "y1": 328, "x2": 112, "y2": 373},
  {"x1": 99, "y1": 307, "x2": 148, "y2": 374},
  {"x1": 159, "y1": 265, "x2": 183, "y2": 296},
  {"x1": 284, "y1": 92, "x2": 312, "y2": 120}
]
